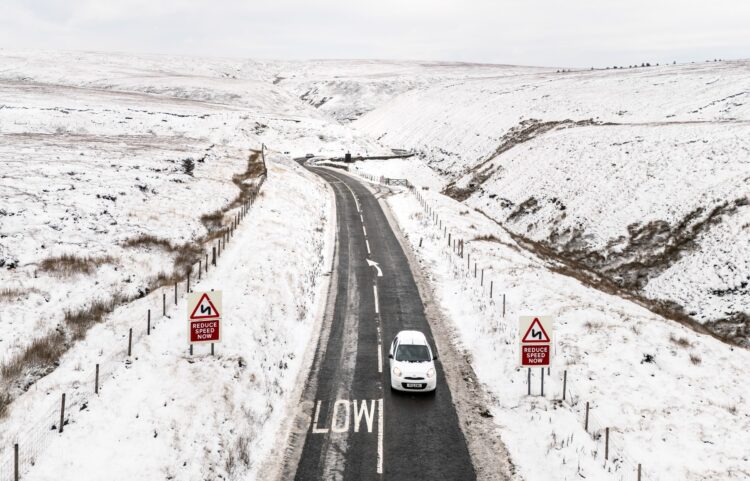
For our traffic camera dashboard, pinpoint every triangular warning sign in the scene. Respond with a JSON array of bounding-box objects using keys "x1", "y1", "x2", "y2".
[
  {"x1": 522, "y1": 318, "x2": 550, "y2": 343},
  {"x1": 190, "y1": 293, "x2": 221, "y2": 320}
]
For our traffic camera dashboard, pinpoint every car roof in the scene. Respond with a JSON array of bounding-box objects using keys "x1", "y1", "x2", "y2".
[{"x1": 395, "y1": 330, "x2": 428, "y2": 346}]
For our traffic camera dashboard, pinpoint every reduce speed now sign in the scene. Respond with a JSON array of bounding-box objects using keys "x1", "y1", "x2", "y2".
[
  {"x1": 519, "y1": 315, "x2": 553, "y2": 367},
  {"x1": 187, "y1": 291, "x2": 222, "y2": 344}
]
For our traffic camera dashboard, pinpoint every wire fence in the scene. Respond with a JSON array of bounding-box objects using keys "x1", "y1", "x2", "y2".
[
  {"x1": 0, "y1": 192, "x2": 261, "y2": 481},
  {"x1": 392, "y1": 176, "x2": 657, "y2": 481}
]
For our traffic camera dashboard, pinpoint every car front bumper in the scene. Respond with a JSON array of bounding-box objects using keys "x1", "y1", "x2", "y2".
[{"x1": 390, "y1": 375, "x2": 436, "y2": 392}]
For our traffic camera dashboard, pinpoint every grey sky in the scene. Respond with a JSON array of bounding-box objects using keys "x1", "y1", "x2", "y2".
[{"x1": 1, "y1": 0, "x2": 748, "y2": 67}]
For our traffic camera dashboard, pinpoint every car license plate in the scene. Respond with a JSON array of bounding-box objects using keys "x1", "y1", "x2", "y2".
[{"x1": 405, "y1": 383, "x2": 424, "y2": 389}]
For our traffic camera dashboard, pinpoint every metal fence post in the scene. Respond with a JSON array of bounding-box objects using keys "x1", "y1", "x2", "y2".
[
  {"x1": 59, "y1": 393, "x2": 66, "y2": 434},
  {"x1": 605, "y1": 427, "x2": 609, "y2": 461},
  {"x1": 585, "y1": 401, "x2": 590, "y2": 432},
  {"x1": 14, "y1": 443, "x2": 19, "y2": 481}
]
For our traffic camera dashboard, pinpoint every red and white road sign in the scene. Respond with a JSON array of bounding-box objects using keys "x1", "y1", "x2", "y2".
[
  {"x1": 188, "y1": 291, "x2": 222, "y2": 343},
  {"x1": 519, "y1": 316, "x2": 553, "y2": 367},
  {"x1": 521, "y1": 317, "x2": 551, "y2": 343}
]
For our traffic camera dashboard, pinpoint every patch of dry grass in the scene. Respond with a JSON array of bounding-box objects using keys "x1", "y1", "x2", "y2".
[
  {"x1": 0, "y1": 287, "x2": 42, "y2": 302},
  {"x1": 689, "y1": 353, "x2": 702, "y2": 365},
  {"x1": 473, "y1": 234, "x2": 501, "y2": 242},
  {"x1": 64, "y1": 298, "x2": 122, "y2": 340},
  {"x1": 669, "y1": 333, "x2": 692, "y2": 348},
  {"x1": 38, "y1": 254, "x2": 114, "y2": 276},
  {"x1": 1, "y1": 331, "x2": 68, "y2": 382}
]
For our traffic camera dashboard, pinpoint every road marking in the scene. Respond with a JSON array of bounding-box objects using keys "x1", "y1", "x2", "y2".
[
  {"x1": 366, "y1": 239, "x2": 371, "y2": 255},
  {"x1": 312, "y1": 400, "x2": 328, "y2": 434},
  {"x1": 353, "y1": 400, "x2": 376, "y2": 433},
  {"x1": 363, "y1": 225, "x2": 367, "y2": 237},
  {"x1": 366, "y1": 258, "x2": 383, "y2": 277},
  {"x1": 377, "y1": 343, "x2": 382, "y2": 373},
  {"x1": 331, "y1": 400, "x2": 350, "y2": 433},
  {"x1": 373, "y1": 285, "x2": 379, "y2": 314},
  {"x1": 310, "y1": 400, "x2": 379, "y2": 434},
  {"x1": 377, "y1": 398, "x2": 384, "y2": 474},
  {"x1": 360, "y1": 214, "x2": 364, "y2": 223}
]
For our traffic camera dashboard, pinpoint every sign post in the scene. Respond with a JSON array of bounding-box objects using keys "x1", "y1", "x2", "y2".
[
  {"x1": 519, "y1": 315, "x2": 553, "y2": 368},
  {"x1": 187, "y1": 291, "x2": 222, "y2": 345}
]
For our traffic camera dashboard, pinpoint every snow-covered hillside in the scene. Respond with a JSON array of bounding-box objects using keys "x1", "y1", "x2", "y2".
[
  {"x1": 271, "y1": 59, "x2": 549, "y2": 123},
  {"x1": 352, "y1": 61, "x2": 750, "y2": 345}
]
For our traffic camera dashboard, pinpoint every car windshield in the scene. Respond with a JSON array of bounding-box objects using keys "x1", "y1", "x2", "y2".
[{"x1": 395, "y1": 344, "x2": 431, "y2": 362}]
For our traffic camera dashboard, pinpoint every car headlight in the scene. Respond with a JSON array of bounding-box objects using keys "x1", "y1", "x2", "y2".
[
  {"x1": 392, "y1": 367, "x2": 402, "y2": 377},
  {"x1": 426, "y1": 368, "x2": 435, "y2": 379}
]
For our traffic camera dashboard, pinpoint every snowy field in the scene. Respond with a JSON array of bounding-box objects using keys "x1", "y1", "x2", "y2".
[
  {"x1": 0, "y1": 154, "x2": 334, "y2": 481},
  {"x1": 351, "y1": 61, "x2": 750, "y2": 344},
  {"x1": 378, "y1": 180, "x2": 750, "y2": 481},
  {"x1": 1, "y1": 49, "x2": 748, "y2": 481},
  {"x1": 0, "y1": 50, "x2": 373, "y2": 480}
]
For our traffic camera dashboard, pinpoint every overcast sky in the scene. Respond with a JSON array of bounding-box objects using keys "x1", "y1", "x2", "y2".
[{"x1": 1, "y1": 0, "x2": 748, "y2": 67}]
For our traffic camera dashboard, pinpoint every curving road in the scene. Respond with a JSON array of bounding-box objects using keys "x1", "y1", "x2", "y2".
[{"x1": 292, "y1": 167, "x2": 476, "y2": 481}]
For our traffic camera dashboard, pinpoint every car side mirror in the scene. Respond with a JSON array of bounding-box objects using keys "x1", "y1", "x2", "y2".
[
  {"x1": 433, "y1": 354, "x2": 439, "y2": 360},
  {"x1": 388, "y1": 354, "x2": 393, "y2": 359}
]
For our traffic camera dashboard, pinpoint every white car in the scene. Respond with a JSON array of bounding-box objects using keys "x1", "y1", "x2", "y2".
[{"x1": 388, "y1": 330, "x2": 438, "y2": 392}]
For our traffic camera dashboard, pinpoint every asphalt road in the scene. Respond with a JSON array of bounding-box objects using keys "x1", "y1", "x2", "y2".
[{"x1": 293, "y1": 167, "x2": 475, "y2": 481}]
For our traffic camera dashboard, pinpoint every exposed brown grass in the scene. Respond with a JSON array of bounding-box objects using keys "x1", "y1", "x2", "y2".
[
  {"x1": 122, "y1": 234, "x2": 173, "y2": 250},
  {"x1": 669, "y1": 333, "x2": 692, "y2": 348},
  {"x1": 38, "y1": 254, "x2": 114, "y2": 276},
  {"x1": 1, "y1": 331, "x2": 68, "y2": 381},
  {"x1": 689, "y1": 353, "x2": 702, "y2": 365},
  {"x1": 64, "y1": 298, "x2": 123, "y2": 340},
  {"x1": 0, "y1": 287, "x2": 42, "y2": 302},
  {"x1": 473, "y1": 234, "x2": 501, "y2": 242},
  {"x1": 0, "y1": 392, "x2": 10, "y2": 418}
]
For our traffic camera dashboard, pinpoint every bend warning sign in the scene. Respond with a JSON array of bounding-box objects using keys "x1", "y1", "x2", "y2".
[
  {"x1": 519, "y1": 316, "x2": 553, "y2": 367},
  {"x1": 188, "y1": 291, "x2": 222, "y2": 343}
]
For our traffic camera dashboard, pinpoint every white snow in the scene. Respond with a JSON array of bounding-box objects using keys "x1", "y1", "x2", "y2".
[
  {"x1": 0, "y1": 155, "x2": 334, "y2": 481},
  {"x1": 381, "y1": 182, "x2": 750, "y2": 481}
]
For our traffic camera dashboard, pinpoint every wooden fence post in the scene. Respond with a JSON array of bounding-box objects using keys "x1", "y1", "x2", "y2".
[
  {"x1": 174, "y1": 282, "x2": 178, "y2": 305},
  {"x1": 638, "y1": 464, "x2": 642, "y2": 481},
  {"x1": 162, "y1": 292, "x2": 166, "y2": 316},
  {"x1": 474, "y1": 263, "x2": 477, "y2": 278},
  {"x1": 503, "y1": 294, "x2": 506, "y2": 317},
  {"x1": 419, "y1": 238, "x2": 423, "y2": 247},
  {"x1": 187, "y1": 268, "x2": 191, "y2": 293},
  {"x1": 481, "y1": 269, "x2": 484, "y2": 286},
  {"x1": 147, "y1": 309, "x2": 151, "y2": 335},
  {"x1": 562, "y1": 370, "x2": 567, "y2": 401},
  {"x1": 448, "y1": 233, "x2": 451, "y2": 247},
  {"x1": 585, "y1": 401, "x2": 590, "y2": 432},
  {"x1": 205, "y1": 253, "x2": 209, "y2": 272},
  {"x1": 212, "y1": 246, "x2": 217, "y2": 266},
  {"x1": 59, "y1": 393, "x2": 66, "y2": 434},
  {"x1": 467, "y1": 253, "x2": 470, "y2": 270},
  {"x1": 95, "y1": 364, "x2": 100, "y2": 395},
  {"x1": 198, "y1": 260, "x2": 202, "y2": 280},
  {"x1": 128, "y1": 328, "x2": 132, "y2": 357},
  {"x1": 490, "y1": 281, "x2": 493, "y2": 298}
]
